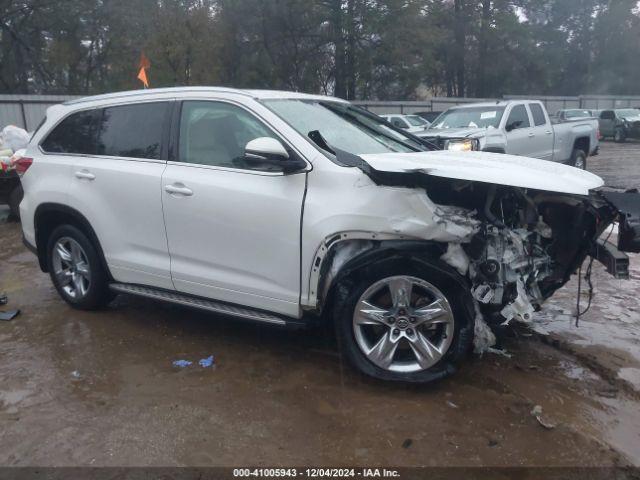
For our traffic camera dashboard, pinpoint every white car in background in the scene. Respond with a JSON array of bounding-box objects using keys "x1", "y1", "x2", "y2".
[
  {"x1": 17, "y1": 87, "x2": 638, "y2": 384},
  {"x1": 381, "y1": 114, "x2": 431, "y2": 137}
]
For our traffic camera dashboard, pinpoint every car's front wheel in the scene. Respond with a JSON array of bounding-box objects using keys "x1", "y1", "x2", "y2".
[
  {"x1": 334, "y1": 260, "x2": 472, "y2": 383},
  {"x1": 47, "y1": 225, "x2": 111, "y2": 310}
]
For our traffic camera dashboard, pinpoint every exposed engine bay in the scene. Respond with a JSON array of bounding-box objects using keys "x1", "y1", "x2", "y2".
[
  {"x1": 426, "y1": 178, "x2": 624, "y2": 326},
  {"x1": 323, "y1": 147, "x2": 640, "y2": 334}
]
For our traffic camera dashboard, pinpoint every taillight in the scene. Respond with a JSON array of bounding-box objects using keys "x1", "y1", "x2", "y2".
[
  {"x1": 597, "y1": 128, "x2": 601, "y2": 140},
  {"x1": 15, "y1": 157, "x2": 33, "y2": 177}
]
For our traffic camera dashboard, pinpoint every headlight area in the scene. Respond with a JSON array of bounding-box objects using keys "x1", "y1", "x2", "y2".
[{"x1": 444, "y1": 138, "x2": 479, "y2": 152}]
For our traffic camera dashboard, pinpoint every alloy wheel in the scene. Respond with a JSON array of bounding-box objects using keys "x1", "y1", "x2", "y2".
[
  {"x1": 352, "y1": 275, "x2": 455, "y2": 373},
  {"x1": 52, "y1": 237, "x2": 91, "y2": 300}
]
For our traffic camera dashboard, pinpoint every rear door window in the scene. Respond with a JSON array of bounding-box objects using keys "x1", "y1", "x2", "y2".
[
  {"x1": 95, "y1": 102, "x2": 169, "y2": 160},
  {"x1": 41, "y1": 110, "x2": 98, "y2": 154},
  {"x1": 529, "y1": 104, "x2": 547, "y2": 126}
]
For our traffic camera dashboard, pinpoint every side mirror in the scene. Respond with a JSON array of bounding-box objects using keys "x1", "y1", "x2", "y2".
[
  {"x1": 505, "y1": 120, "x2": 522, "y2": 132},
  {"x1": 245, "y1": 137, "x2": 289, "y2": 160},
  {"x1": 244, "y1": 137, "x2": 306, "y2": 173}
]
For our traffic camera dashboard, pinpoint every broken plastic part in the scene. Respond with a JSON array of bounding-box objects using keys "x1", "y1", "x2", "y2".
[
  {"x1": 472, "y1": 301, "x2": 497, "y2": 354},
  {"x1": 440, "y1": 243, "x2": 469, "y2": 275},
  {"x1": 500, "y1": 279, "x2": 535, "y2": 324}
]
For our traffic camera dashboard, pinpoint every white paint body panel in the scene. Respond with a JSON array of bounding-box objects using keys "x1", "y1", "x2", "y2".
[
  {"x1": 66, "y1": 157, "x2": 174, "y2": 289},
  {"x1": 161, "y1": 163, "x2": 306, "y2": 317},
  {"x1": 360, "y1": 150, "x2": 604, "y2": 195}
]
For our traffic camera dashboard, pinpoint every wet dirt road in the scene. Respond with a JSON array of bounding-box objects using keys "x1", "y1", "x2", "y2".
[
  {"x1": 0, "y1": 221, "x2": 637, "y2": 468},
  {"x1": 1, "y1": 140, "x2": 639, "y2": 468}
]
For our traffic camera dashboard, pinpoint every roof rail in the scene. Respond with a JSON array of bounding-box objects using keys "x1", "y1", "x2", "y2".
[{"x1": 63, "y1": 86, "x2": 252, "y2": 106}]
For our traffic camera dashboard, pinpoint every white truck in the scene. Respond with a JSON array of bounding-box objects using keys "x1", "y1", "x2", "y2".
[{"x1": 423, "y1": 100, "x2": 599, "y2": 169}]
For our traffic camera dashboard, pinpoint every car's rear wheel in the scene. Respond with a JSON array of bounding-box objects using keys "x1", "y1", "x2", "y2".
[
  {"x1": 334, "y1": 261, "x2": 472, "y2": 383},
  {"x1": 47, "y1": 225, "x2": 111, "y2": 310}
]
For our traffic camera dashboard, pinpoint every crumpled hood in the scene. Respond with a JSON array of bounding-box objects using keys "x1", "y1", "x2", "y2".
[
  {"x1": 423, "y1": 127, "x2": 485, "y2": 138},
  {"x1": 359, "y1": 150, "x2": 604, "y2": 196},
  {"x1": 622, "y1": 116, "x2": 640, "y2": 123}
]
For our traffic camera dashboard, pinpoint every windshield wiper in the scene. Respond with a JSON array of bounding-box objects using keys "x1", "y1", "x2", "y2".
[{"x1": 318, "y1": 102, "x2": 425, "y2": 152}]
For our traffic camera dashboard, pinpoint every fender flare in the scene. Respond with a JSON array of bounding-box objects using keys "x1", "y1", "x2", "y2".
[
  {"x1": 33, "y1": 202, "x2": 111, "y2": 278},
  {"x1": 307, "y1": 232, "x2": 473, "y2": 316},
  {"x1": 321, "y1": 242, "x2": 476, "y2": 339}
]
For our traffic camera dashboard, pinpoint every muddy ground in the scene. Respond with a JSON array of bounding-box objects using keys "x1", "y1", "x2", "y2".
[{"x1": 0, "y1": 140, "x2": 639, "y2": 469}]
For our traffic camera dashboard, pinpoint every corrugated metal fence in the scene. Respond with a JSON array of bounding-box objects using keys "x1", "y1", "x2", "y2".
[
  {"x1": 2, "y1": 93, "x2": 640, "y2": 130},
  {"x1": 353, "y1": 95, "x2": 640, "y2": 114},
  {"x1": 0, "y1": 95, "x2": 80, "y2": 131}
]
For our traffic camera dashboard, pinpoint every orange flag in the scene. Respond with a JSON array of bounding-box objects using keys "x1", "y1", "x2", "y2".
[{"x1": 137, "y1": 53, "x2": 150, "y2": 88}]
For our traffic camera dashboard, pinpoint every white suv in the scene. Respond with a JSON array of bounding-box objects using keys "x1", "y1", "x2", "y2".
[{"x1": 18, "y1": 87, "x2": 634, "y2": 383}]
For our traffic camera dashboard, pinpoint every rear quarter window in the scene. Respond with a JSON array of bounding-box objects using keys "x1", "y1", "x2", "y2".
[{"x1": 40, "y1": 110, "x2": 98, "y2": 155}]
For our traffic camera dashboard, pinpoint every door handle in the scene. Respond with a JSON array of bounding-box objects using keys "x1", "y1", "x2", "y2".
[
  {"x1": 74, "y1": 170, "x2": 95, "y2": 180},
  {"x1": 528, "y1": 133, "x2": 535, "y2": 138},
  {"x1": 164, "y1": 184, "x2": 193, "y2": 196},
  {"x1": 545, "y1": 131, "x2": 553, "y2": 135}
]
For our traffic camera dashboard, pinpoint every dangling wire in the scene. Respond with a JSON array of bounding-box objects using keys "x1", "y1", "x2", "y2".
[{"x1": 575, "y1": 223, "x2": 615, "y2": 327}]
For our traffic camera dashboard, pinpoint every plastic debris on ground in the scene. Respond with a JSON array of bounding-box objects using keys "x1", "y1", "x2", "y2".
[
  {"x1": 0, "y1": 309, "x2": 20, "y2": 321},
  {"x1": 198, "y1": 355, "x2": 215, "y2": 368},
  {"x1": 172, "y1": 359, "x2": 192, "y2": 368},
  {"x1": 172, "y1": 356, "x2": 215, "y2": 368},
  {"x1": 531, "y1": 405, "x2": 557, "y2": 430},
  {"x1": 0, "y1": 292, "x2": 7, "y2": 306}
]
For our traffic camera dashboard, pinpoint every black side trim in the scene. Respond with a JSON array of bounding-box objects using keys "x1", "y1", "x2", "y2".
[
  {"x1": 333, "y1": 147, "x2": 431, "y2": 189},
  {"x1": 482, "y1": 147, "x2": 505, "y2": 154},
  {"x1": 22, "y1": 234, "x2": 37, "y2": 255},
  {"x1": 33, "y1": 203, "x2": 112, "y2": 277}
]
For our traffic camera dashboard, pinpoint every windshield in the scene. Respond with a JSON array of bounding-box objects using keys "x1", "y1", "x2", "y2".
[
  {"x1": 616, "y1": 109, "x2": 640, "y2": 119},
  {"x1": 405, "y1": 115, "x2": 428, "y2": 127},
  {"x1": 563, "y1": 109, "x2": 591, "y2": 118},
  {"x1": 430, "y1": 106, "x2": 505, "y2": 129},
  {"x1": 263, "y1": 100, "x2": 424, "y2": 155}
]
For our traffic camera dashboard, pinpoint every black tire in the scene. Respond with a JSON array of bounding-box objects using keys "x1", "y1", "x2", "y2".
[
  {"x1": 333, "y1": 257, "x2": 473, "y2": 383},
  {"x1": 46, "y1": 224, "x2": 111, "y2": 310},
  {"x1": 614, "y1": 128, "x2": 626, "y2": 143},
  {"x1": 7, "y1": 184, "x2": 23, "y2": 220},
  {"x1": 570, "y1": 149, "x2": 587, "y2": 170}
]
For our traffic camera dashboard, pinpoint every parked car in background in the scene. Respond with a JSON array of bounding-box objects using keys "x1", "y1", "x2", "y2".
[
  {"x1": 415, "y1": 111, "x2": 443, "y2": 123},
  {"x1": 380, "y1": 114, "x2": 431, "y2": 137},
  {"x1": 553, "y1": 109, "x2": 594, "y2": 122},
  {"x1": 422, "y1": 100, "x2": 599, "y2": 169},
  {"x1": 598, "y1": 108, "x2": 640, "y2": 142},
  {"x1": 18, "y1": 87, "x2": 637, "y2": 384}
]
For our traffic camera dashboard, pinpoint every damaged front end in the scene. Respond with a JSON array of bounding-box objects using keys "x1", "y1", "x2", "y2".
[
  {"x1": 452, "y1": 183, "x2": 619, "y2": 326},
  {"x1": 334, "y1": 148, "x2": 639, "y2": 330}
]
